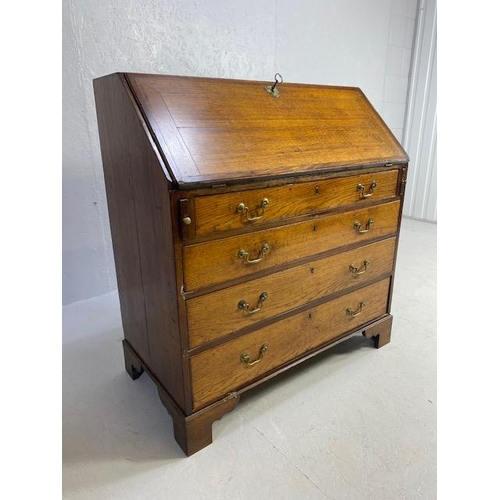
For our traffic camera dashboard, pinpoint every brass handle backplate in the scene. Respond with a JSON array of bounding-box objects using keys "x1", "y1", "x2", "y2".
[
  {"x1": 346, "y1": 302, "x2": 365, "y2": 317},
  {"x1": 240, "y1": 344, "x2": 268, "y2": 367},
  {"x1": 353, "y1": 218, "x2": 374, "y2": 234},
  {"x1": 349, "y1": 259, "x2": 370, "y2": 276},
  {"x1": 237, "y1": 198, "x2": 269, "y2": 221},
  {"x1": 238, "y1": 243, "x2": 270, "y2": 264},
  {"x1": 357, "y1": 181, "x2": 377, "y2": 199},
  {"x1": 238, "y1": 292, "x2": 268, "y2": 314}
]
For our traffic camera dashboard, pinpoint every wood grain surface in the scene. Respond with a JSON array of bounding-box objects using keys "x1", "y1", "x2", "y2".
[
  {"x1": 190, "y1": 278, "x2": 391, "y2": 409},
  {"x1": 94, "y1": 74, "x2": 152, "y2": 366},
  {"x1": 187, "y1": 238, "x2": 396, "y2": 348},
  {"x1": 94, "y1": 73, "x2": 188, "y2": 410},
  {"x1": 126, "y1": 73, "x2": 408, "y2": 187},
  {"x1": 193, "y1": 169, "x2": 399, "y2": 237},
  {"x1": 94, "y1": 72, "x2": 407, "y2": 455},
  {"x1": 183, "y1": 200, "x2": 400, "y2": 291}
]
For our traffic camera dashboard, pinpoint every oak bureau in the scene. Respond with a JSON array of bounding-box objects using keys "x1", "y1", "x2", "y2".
[{"x1": 93, "y1": 72, "x2": 408, "y2": 456}]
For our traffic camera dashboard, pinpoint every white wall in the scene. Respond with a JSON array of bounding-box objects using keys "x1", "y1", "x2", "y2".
[
  {"x1": 62, "y1": 0, "x2": 418, "y2": 304},
  {"x1": 402, "y1": 0, "x2": 437, "y2": 221}
]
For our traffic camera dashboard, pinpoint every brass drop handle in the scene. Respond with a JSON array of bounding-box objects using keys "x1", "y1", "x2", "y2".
[
  {"x1": 238, "y1": 243, "x2": 270, "y2": 264},
  {"x1": 346, "y1": 302, "x2": 365, "y2": 317},
  {"x1": 237, "y1": 198, "x2": 269, "y2": 221},
  {"x1": 349, "y1": 259, "x2": 370, "y2": 275},
  {"x1": 240, "y1": 344, "x2": 268, "y2": 367},
  {"x1": 238, "y1": 292, "x2": 268, "y2": 314},
  {"x1": 357, "y1": 181, "x2": 377, "y2": 199},
  {"x1": 353, "y1": 218, "x2": 374, "y2": 234}
]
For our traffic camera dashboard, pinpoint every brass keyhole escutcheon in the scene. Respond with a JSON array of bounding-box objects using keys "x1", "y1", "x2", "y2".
[{"x1": 264, "y1": 73, "x2": 283, "y2": 97}]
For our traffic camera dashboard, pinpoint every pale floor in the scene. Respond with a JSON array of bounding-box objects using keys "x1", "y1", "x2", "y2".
[{"x1": 62, "y1": 217, "x2": 436, "y2": 500}]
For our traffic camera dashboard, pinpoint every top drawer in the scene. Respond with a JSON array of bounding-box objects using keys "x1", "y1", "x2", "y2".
[{"x1": 191, "y1": 170, "x2": 399, "y2": 237}]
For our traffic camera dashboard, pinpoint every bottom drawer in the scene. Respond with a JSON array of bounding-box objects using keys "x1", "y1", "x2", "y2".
[{"x1": 190, "y1": 277, "x2": 391, "y2": 409}]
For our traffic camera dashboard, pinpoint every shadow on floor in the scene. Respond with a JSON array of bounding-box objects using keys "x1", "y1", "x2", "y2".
[
  {"x1": 237, "y1": 334, "x2": 375, "y2": 410},
  {"x1": 63, "y1": 328, "x2": 376, "y2": 473},
  {"x1": 63, "y1": 328, "x2": 186, "y2": 468}
]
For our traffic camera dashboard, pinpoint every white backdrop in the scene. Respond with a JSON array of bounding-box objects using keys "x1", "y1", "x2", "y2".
[
  {"x1": 62, "y1": 0, "x2": 419, "y2": 304},
  {"x1": 402, "y1": 0, "x2": 437, "y2": 221}
]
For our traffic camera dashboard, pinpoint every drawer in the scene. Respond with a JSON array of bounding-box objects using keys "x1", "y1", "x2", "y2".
[
  {"x1": 193, "y1": 170, "x2": 399, "y2": 237},
  {"x1": 183, "y1": 200, "x2": 400, "y2": 291},
  {"x1": 187, "y1": 237, "x2": 396, "y2": 348},
  {"x1": 190, "y1": 277, "x2": 391, "y2": 409}
]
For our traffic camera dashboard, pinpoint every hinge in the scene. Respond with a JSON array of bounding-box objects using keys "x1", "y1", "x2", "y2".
[
  {"x1": 179, "y1": 198, "x2": 193, "y2": 238},
  {"x1": 399, "y1": 167, "x2": 408, "y2": 196},
  {"x1": 400, "y1": 179, "x2": 407, "y2": 196}
]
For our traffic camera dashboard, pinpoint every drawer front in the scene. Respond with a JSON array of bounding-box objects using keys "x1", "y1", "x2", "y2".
[
  {"x1": 187, "y1": 237, "x2": 396, "y2": 349},
  {"x1": 190, "y1": 278, "x2": 391, "y2": 409},
  {"x1": 193, "y1": 170, "x2": 399, "y2": 237},
  {"x1": 183, "y1": 200, "x2": 400, "y2": 291}
]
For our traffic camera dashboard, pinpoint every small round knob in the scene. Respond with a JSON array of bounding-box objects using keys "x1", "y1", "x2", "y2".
[{"x1": 182, "y1": 216, "x2": 192, "y2": 225}]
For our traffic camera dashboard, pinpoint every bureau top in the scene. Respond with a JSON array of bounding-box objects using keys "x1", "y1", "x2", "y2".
[{"x1": 117, "y1": 72, "x2": 408, "y2": 188}]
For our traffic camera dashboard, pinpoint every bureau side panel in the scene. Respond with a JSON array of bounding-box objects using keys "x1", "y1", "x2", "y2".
[
  {"x1": 93, "y1": 74, "x2": 151, "y2": 366},
  {"x1": 94, "y1": 73, "x2": 187, "y2": 410}
]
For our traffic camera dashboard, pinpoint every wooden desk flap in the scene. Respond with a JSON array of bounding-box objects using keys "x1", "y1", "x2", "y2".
[{"x1": 125, "y1": 73, "x2": 408, "y2": 188}]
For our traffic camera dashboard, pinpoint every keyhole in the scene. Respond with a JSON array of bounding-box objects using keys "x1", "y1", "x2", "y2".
[
  {"x1": 308, "y1": 313, "x2": 312, "y2": 320},
  {"x1": 315, "y1": 186, "x2": 319, "y2": 195},
  {"x1": 312, "y1": 225, "x2": 317, "y2": 232},
  {"x1": 310, "y1": 267, "x2": 315, "y2": 274}
]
